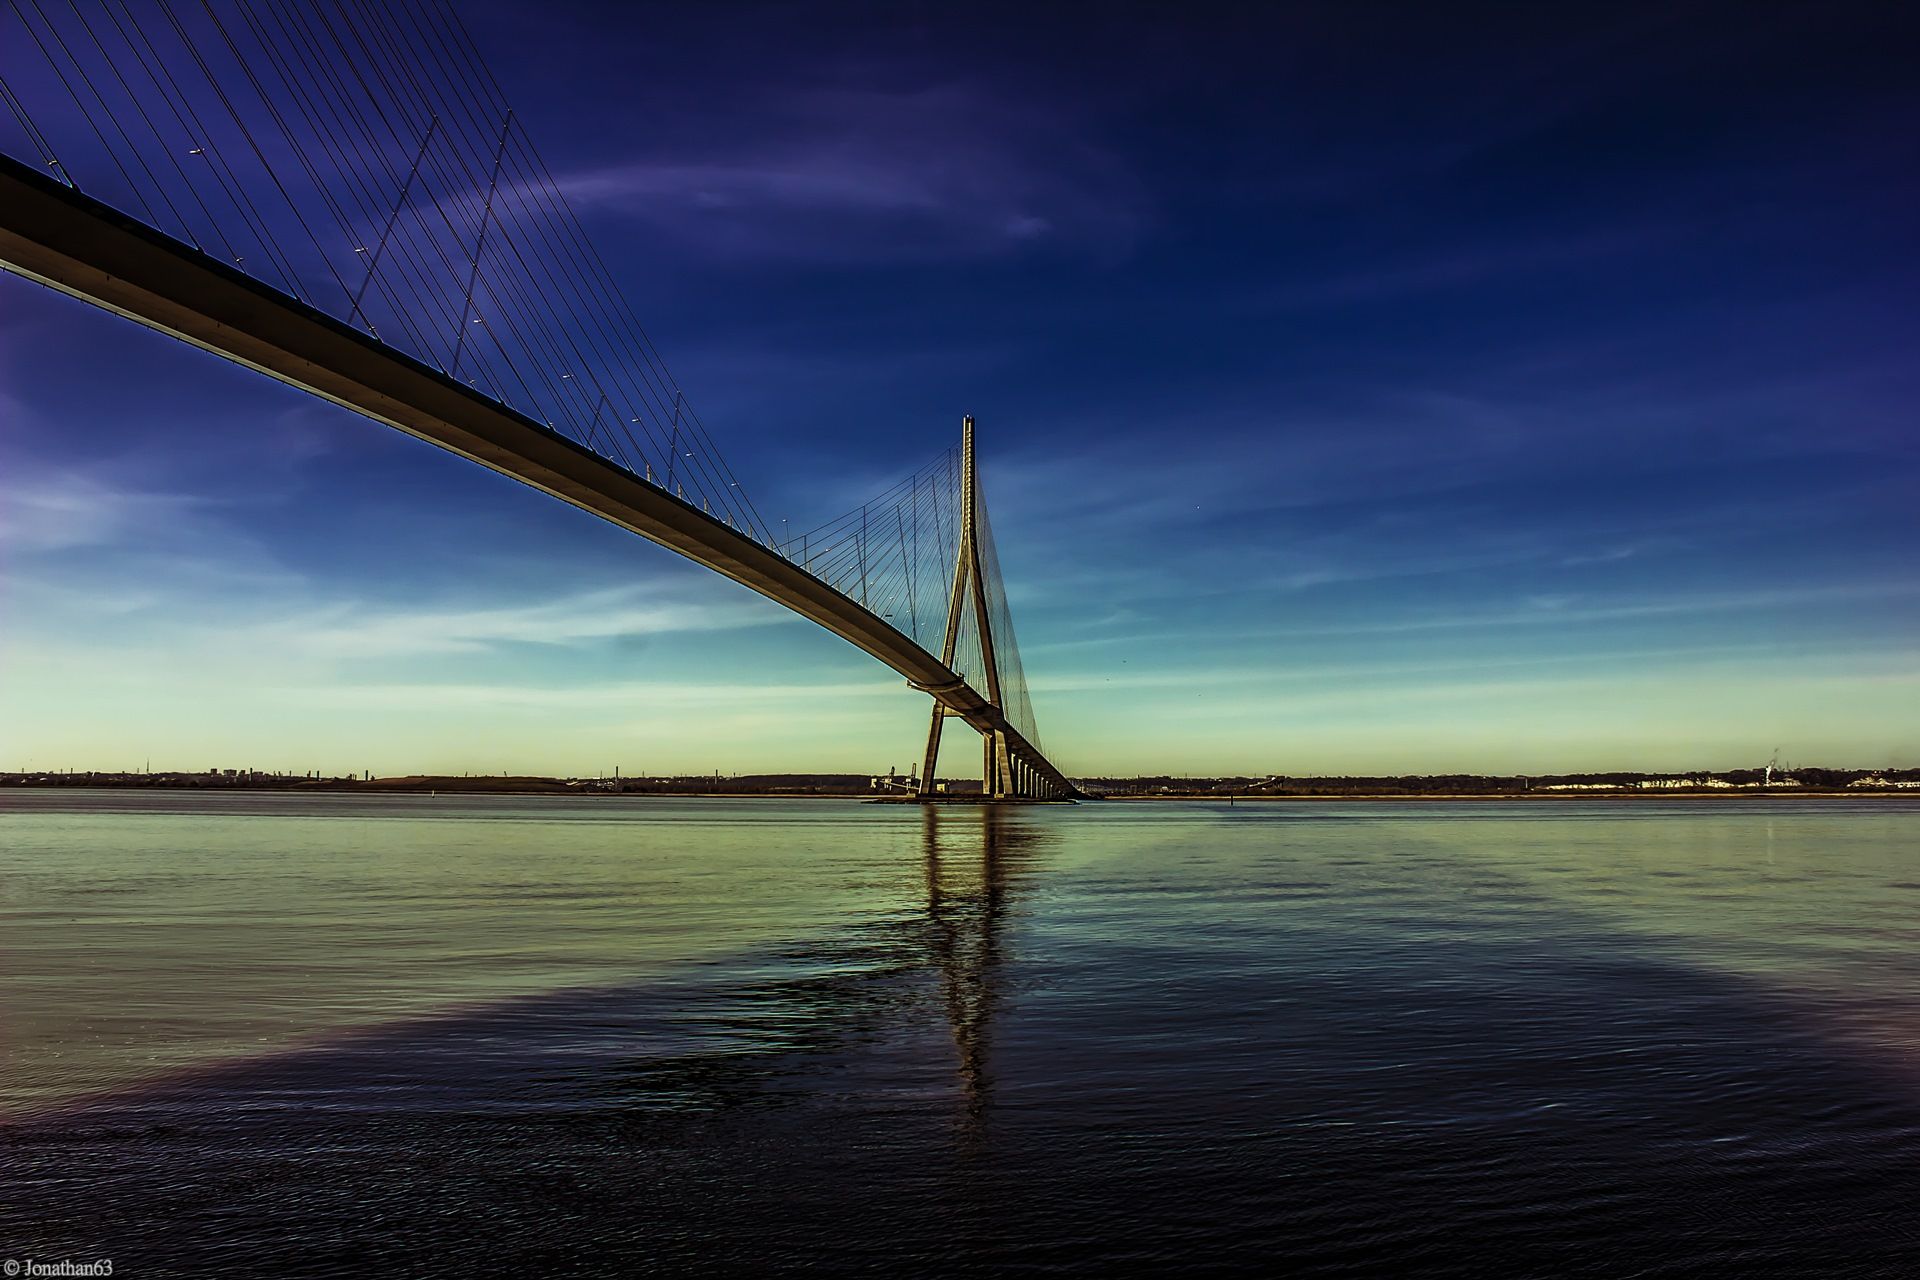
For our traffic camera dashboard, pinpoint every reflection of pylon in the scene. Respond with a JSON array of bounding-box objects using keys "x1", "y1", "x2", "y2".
[
  {"x1": 918, "y1": 417, "x2": 1017, "y2": 799},
  {"x1": 922, "y1": 804, "x2": 1008, "y2": 1145}
]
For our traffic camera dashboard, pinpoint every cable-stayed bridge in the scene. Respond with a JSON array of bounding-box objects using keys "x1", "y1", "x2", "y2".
[{"x1": 0, "y1": 0, "x2": 1077, "y2": 799}]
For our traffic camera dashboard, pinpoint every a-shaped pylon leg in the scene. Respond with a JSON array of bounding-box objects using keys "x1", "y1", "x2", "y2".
[{"x1": 919, "y1": 703, "x2": 946, "y2": 798}]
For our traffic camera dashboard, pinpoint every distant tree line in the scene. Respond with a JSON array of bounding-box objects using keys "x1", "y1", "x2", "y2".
[{"x1": 1080, "y1": 768, "x2": 1920, "y2": 796}]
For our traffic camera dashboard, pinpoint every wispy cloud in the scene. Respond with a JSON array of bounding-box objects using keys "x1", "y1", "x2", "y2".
[
  {"x1": 260, "y1": 586, "x2": 787, "y2": 659},
  {"x1": 558, "y1": 86, "x2": 1145, "y2": 262},
  {"x1": 1024, "y1": 580, "x2": 1920, "y2": 654},
  {"x1": 1255, "y1": 227, "x2": 1671, "y2": 312},
  {"x1": 289, "y1": 677, "x2": 897, "y2": 710},
  {"x1": 1266, "y1": 580, "x2": 1920, "y2": 639},
  {"x1": 7, "y1": 563, "x2": 790, "y2": 666},
  {"x1": 0, "y1": 463, "x2": 205, "y2": 554},
  {"x1": 0, "y1": 460, "x2": 790, "y2": 666},
  {"x1": 1029, "y1": 638, "x2": 1920, "y2": 696}
]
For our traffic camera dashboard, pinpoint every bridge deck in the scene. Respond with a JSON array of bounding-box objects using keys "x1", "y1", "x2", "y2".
[{"x1": 0, "y1": 154, "x2": 1077, "y2": 799}]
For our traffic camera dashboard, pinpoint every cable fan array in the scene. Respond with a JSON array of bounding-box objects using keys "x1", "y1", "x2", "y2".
[
  {"x1": 1, "y1": 0, "x2": 1044, "y2": 754},
  {"x1": 779, "y1": 448, "x2": 964, "y2": 654},
  {"x1": 1, "y1": 0, "x2": 764, "y2": 536},
  {"x1": 781, "y1": 451, "x2": 1043, "y2": 757}
]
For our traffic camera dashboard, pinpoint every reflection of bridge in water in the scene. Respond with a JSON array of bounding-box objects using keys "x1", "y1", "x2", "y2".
[
  {"x1": 0, "y1": 0, "x2": 1076, "y2": 798},
  {"x1": 589, "y1": 803, "x2": 1042, "y2": 1135},
  {"x1": 923, "y1": 804, "x2": 1025, "y2": 1138}
]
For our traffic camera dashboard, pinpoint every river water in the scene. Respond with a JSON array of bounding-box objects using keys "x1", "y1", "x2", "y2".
[{"x1": 3, "y1": 791, "x2": 1918, "y2": 1275}]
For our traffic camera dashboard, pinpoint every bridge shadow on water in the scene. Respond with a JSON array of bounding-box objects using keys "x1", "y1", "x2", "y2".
[{"x1": 6, "y1": 804, "x2": 1920, "y2": 1277}]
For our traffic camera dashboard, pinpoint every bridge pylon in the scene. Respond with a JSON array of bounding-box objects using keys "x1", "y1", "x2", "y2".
[{"x1": 917, "y1": 418, "x2": 1074, "y2": 802}]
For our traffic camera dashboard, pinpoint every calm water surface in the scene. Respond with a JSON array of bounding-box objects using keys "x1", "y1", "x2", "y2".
[{"x1": 3, "y1": 791, "x2": 1919, "y2": 1275}]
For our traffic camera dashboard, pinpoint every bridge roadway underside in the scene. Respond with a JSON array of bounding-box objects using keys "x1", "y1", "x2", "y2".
[{"x1": 0, "y1": 155, "x2": 1078, "y2": 800}]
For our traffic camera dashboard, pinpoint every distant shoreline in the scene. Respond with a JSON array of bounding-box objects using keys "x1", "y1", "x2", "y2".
[
  {"x1": 9, "y1": 765, "x2": 1920, "y2": 803},
  {"x1": 0, "y1": 781, "x2": 951, "y2": 801},
  {"x1": 1102, "y1": 790, "x2": 1920, "y2": 802},
  {"x1": 4, "y1": 781, "x2": 1917, "y2": 803}
]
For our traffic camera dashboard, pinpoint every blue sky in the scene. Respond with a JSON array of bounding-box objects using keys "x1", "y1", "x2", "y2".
[{"x1": 3, "y1": 1, "x2": 1917, "y2": 777}]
